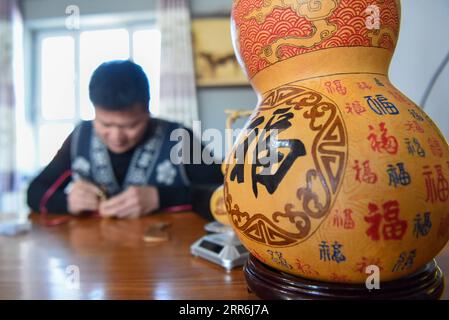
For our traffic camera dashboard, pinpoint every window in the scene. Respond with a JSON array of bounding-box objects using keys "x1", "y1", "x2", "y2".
[{"x1": 33, "y1": 25, "x2": 161, "y2": 167}]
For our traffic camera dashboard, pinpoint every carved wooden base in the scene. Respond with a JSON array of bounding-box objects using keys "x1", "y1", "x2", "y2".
[{"x1": 244, "y1": 254, "x2": 444, "y2": 300}]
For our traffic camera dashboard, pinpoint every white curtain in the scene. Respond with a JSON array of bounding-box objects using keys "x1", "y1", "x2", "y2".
[
  {"x1": 156, "y1": 0, "x2": 199, "y2": 129},
  {"x1": 0, "y1": 0, "x2": 18, "y2": 212}
]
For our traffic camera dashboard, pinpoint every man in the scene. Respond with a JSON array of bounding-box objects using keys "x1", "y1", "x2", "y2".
[{"x1": 27, "y1": 60, "x2": 222, "y2": 219}]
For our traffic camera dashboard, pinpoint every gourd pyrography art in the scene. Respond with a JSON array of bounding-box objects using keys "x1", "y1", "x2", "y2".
[{"x1": 224, "y1": 0, "x2": 449, "y2": 283}]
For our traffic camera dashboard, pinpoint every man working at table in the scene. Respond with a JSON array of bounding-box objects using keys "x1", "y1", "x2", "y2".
[{"x1": 27, "y1": 60, "x2": 222, "y2": 219}]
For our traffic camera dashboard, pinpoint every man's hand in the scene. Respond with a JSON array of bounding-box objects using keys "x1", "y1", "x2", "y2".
[
  {"x1": 67, "y1": 180, "x2": 103, "y2": 215},
  {"x1": 99, "y1": 186, "x2": 160, "y2": 219}
]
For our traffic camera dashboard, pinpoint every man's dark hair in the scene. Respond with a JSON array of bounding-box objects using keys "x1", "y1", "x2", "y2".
[{"x1": 89, "y1": 60, "x2": 150, "y2": 111}]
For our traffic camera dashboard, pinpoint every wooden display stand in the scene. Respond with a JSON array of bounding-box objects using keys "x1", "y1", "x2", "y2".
[{"x1": 244, "y1": 254, "x2": 444, "y2": 300}]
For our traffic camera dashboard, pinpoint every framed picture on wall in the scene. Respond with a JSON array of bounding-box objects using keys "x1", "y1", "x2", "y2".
[{"x1": 192, "y1": 17, "x2": 249, "y2": 87}]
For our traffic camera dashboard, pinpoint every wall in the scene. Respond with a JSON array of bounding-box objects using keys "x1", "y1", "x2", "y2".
[
  {"x1": 21, "y1": 0, "x2": 155, "y2": 19},
  {"x1": 190, "y1": 0, "x2": 258, "y2": 133},
  {"x1": 21, "y1": 0, "x2": 449, "y2": 138},
  {"x1": 390, "y1": 0, "x2": 449, "y2": 140}
]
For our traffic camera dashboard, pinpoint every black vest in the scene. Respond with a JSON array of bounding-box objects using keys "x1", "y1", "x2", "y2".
[{"x1": 70, "y1": 118, "x2": 190, "y2": 197}]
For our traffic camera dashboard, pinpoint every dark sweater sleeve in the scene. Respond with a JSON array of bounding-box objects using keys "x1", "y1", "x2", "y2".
[
  {"x1": 157, "y1": 128, "x2": 223, "y2": 211},
  {"x1": 26, "y1": 133, "x2": 73, "y2": 214}
]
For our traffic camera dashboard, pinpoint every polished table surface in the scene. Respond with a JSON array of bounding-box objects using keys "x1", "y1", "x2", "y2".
[
  {"x1": 0, "y1": 212, "x2": 253, "y2": 300},
  {"x1": 0, "y1": 212, "x2": 448, "y2": 300}
]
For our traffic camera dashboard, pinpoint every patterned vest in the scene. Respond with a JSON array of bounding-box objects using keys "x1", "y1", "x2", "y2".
[{"x1": 70, "y1": 118, "x2": 190, "y2": 197}]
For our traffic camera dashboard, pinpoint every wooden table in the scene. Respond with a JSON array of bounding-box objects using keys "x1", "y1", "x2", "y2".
[
  {"x1": 0, "y1": 212, "x2": 253, "y2": 300},
  {"x1": 0, "y1": 212, "x2": 448, "y2": 300}
]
